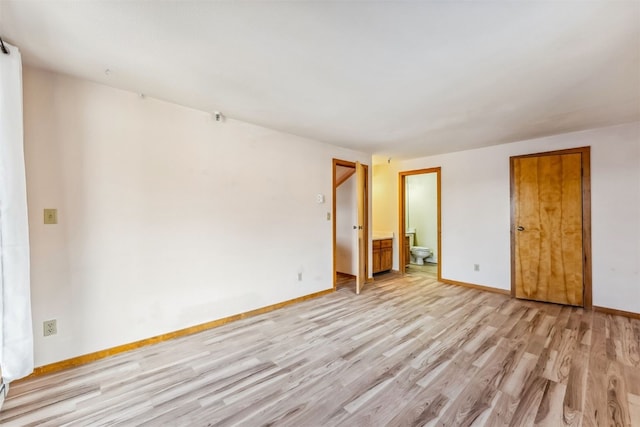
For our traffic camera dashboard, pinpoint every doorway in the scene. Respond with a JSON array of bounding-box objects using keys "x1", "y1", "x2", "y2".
[
  {"x1": 333, "y1": 159, "x2": 369, "y2": 293},
  {"x1": 510, "y1": 147, "x2": 592, "y2": 308},
  {"x1": 399, "y1": 168, "x2": 441, "y2": 278}
]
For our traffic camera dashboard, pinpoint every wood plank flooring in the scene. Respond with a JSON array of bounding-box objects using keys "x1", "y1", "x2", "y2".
[{"x1": 2, "y1": 271, "x2": 639, "y2": 426}]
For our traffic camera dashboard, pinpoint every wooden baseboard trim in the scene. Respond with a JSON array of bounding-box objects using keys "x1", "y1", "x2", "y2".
[
  {"x1": 20, "y1": 288, "x2": 334, "y2": 381},
  {"x1": 593, "y1": 305, "x2": 640, "y2": 320},
  {"x1": 440, "y1": 278, "x2": 511, "y2": 296},
  {"x1": 336, "y1": 272, "x2": 356, "y2": 278}
]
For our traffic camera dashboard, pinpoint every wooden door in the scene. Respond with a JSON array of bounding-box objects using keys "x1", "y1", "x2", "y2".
[
  {"x1": 355, "y1": 161, "x2": 366, "y2": 294},
  {"x1": 512, "y1": 152, "x2": 584, "y2": 306},
  {"x1": 333, "y1": 158, "x2": 369, "y2": 292}
]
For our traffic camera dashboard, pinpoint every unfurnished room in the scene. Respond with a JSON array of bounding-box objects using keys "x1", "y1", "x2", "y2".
[{"x1": 0, "y1": 1, "x2": 639, "y2": 425}]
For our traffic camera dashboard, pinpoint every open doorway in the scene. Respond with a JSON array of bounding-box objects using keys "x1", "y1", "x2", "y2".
[
  {"x1": 399, "y1": 168, "x2": 441, "y2": 279},
  {"x1": 333, "y1": 159, "x2": 368, "y2": 293}
]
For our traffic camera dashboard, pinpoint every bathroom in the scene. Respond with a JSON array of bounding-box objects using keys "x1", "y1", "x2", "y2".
[{"x1": 405, "y1": 172, "x2": 438, "y2": 273}]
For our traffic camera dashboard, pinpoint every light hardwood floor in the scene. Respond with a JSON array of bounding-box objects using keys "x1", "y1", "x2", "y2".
[
  {"x1": 405, "y1": 263, "x2": 438, "y2": 277},
  {"x1": 2, "y1": 271, "x2": 639, "y2": 426}
]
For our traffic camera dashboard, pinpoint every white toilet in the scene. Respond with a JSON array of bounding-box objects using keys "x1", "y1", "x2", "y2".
[
  {"x1": 410, "y1": 246, "x2": 432, "y2": 265},
  {"x1": 406, "y1": 228, "x2": 433, "y2": 265}
]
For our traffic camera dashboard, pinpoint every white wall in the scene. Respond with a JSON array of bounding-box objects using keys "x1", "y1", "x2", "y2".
[
  {"x1": 335, "y1": 175, "x2": 357, "y2": 275},
  {"x1": 373, "y1": 122, "x2": 640, "y2": 314},
  {"x1": 24, "y1": 67, "x2": 371, "y2": 366},
  {"x1": 406, "y1": 173, "x2": 438, "y2": 262}
]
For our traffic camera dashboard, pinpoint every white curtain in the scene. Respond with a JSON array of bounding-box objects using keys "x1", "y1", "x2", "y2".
[{"x1": 0, "y1": 41, "x2": 33, "y2": 392}]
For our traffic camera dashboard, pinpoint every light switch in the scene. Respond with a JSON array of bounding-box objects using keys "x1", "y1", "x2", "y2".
[{"x1": 44, "y1": 208, "x2": 58, "y2": 224}]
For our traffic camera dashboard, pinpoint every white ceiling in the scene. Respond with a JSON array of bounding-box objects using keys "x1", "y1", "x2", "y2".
[{"x1": 1, "y1": 1, "x2": 639, "y2": 159}]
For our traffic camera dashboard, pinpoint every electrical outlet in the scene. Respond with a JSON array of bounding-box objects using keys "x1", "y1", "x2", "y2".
[
  {"x1": 474, "y1": 264, "x2": 480, "y2": 272},
  {"x1": 298, "y1": 272, "x2": 303, "y2": 281},
  {"x1": 43, "y1": 319, "x2": 57, "y2": 336}
]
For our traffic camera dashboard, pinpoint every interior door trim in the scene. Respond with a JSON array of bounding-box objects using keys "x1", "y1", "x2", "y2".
[
  {"x1": 509, "y1": 146, "x2": 592, "y2": 309},
  {"x1": 398, "y1": 167, "x2": 442, "y2": 280}
]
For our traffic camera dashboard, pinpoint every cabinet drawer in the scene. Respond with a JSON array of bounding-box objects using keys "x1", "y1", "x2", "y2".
[
  {"x1": 380, "y1": 239, "x2": 392, "y2": 248},
  {"x1": 373, "y1": 240, "x2": 381, "y2": 249}
]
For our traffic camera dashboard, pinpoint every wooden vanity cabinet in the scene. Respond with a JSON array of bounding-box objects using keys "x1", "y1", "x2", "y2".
[
  {"x1": 373, "y1": 238, "x2": 393, "y2": 273},
  {"x1": 404, "y1": 235, "x2": 410, "y2": 266}
]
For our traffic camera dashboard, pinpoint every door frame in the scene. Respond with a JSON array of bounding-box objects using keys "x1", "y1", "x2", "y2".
[
  {"x1": 332, "y1": 158, "x2": 369, "y2": 289},
  {"x1": 398, "y1": 167, "x2": 442, "y2": 279},
  {"x1": 509, "y1": 146, "x2": 592, "y2": 308}
]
